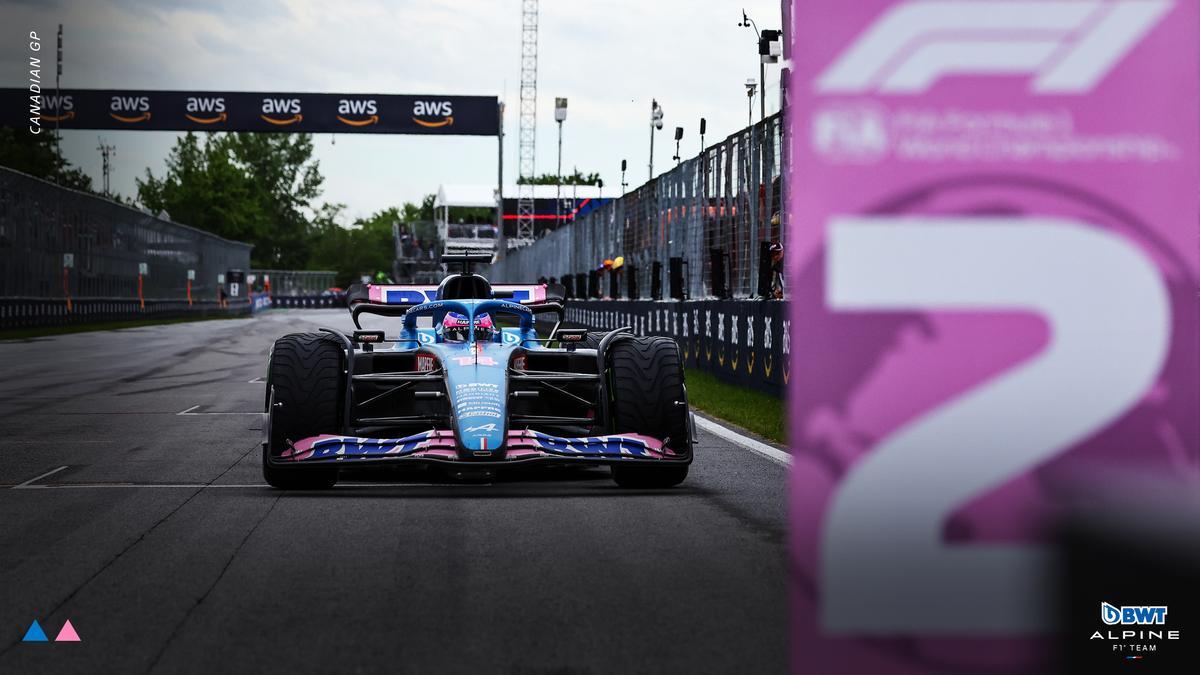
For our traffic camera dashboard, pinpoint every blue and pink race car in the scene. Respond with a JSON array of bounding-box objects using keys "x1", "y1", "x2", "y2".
[{"x1": 262, "y1": 255, "x2": 694, "y2": 489}]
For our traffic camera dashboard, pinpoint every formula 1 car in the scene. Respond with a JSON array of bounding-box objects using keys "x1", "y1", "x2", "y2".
[{"x1": 262, "y1": 254, "x2": 694, "y2": 489}]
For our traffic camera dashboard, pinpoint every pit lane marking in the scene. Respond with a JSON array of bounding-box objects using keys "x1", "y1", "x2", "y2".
[
  {"x1": 12, "y1": 465, "x2": 69, "y2": 489},
  {"x1": 693, "y1": 415, "x2": 791, "y2": 467}
]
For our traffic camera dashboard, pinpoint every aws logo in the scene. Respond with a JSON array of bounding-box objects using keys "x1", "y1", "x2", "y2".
[
  {"x1": 337, "y1": 98, "x2": 379, "y2": 127},
  {"x1": 261, "y1": 97, "x2": 302, "y2": 125},
  {"x1": 40, "y1": 94, "x2": 74, "y2": 122},
  {"x1": 412, "y1": 99, "x2": 453, "y2": 128},
  {"x1": 110, "y1": 95, "x2": 150, "y2": 123},
  {"x1": 186, "y1": 96, "x2": 226, "y2": 124}
]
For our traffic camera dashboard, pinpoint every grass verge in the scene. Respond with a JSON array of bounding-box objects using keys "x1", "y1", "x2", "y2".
[
  {"x1": 0, "y1": 313, "x2": 248, "y2": 340},
  {"x1": 684, "y1": 367, "x2": 785, "y2": 444}
]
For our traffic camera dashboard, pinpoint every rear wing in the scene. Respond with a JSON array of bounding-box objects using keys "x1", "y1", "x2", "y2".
[
  {"x1": 346, "y1": 283, "x2": 567, "y2": 329},
  {"x1": 348, "y1": 283, "x2": 564, "y2": 306}
]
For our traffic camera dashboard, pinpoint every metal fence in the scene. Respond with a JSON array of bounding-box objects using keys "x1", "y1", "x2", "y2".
[
  {"x1": 0, "y1": 166, "x2": 251, "y2": 301},
  {"x1": 489, "y1": 112, "x2": 786, "y2": 299},
  {"x1": 250, "y1": 269, "x2": 336, "y2": 295}
]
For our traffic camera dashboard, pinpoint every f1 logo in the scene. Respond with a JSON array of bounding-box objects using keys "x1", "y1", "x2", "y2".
[{"x1": 816, "y1": 0, "x2": 1172, "y2": 94}]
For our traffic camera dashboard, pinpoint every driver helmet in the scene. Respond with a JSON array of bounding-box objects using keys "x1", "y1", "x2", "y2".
[{"x1": 440, "y1": 312, "x2": 495, "y2": 342}]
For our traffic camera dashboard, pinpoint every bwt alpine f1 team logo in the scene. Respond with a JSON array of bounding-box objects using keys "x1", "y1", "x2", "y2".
[
  {"x1": 412, "y1": 99, "x2": 453, "y2": 128},
  {"x1": 1102, "y1": 602, "x2": 1167, "y2": 625},
  {"x1": 816, "y1": 0, "x2": 1172, "y2": 94}
]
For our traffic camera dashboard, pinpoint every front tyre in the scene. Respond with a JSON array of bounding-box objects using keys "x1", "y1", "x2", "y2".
[
  {"x1": 607, "y1": 336, "x2": 691, "y2": 488},
  {"x1": 263, "y1": 332, "x2": 342, "y2": 490}
]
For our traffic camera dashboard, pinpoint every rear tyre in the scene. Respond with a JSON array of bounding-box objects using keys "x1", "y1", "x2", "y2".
[
  {"x1": 580, "y1": 331, "x2": 610, "y2": 350},
  {"x1": 607, "y1": 336, "x2": 691, "y2": 488},
  {"x1": 263, "y1": 332, "x2": 343, "y2": 490}
]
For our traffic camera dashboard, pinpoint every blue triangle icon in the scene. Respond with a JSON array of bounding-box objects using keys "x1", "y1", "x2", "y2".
[{"x1": 22, "y1": 619, "x2": 48, "y2": 642}]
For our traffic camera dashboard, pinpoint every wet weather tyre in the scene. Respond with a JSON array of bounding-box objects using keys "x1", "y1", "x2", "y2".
[
  {"x1": 607, "y1": 336, "x2": 691, "y2": 488},
  {"x1": 580, "y1": 331, "x2": 609, "y2": 350},
  {"x1": 263, "y1": 332, "x2": 343, "y2": 489}
]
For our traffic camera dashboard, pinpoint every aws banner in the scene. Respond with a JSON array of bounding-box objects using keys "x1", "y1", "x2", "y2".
[
  {"x1": 790, "y1": 2, "x2": 1198, "y2": 674},
  {"x1": 6, "y1": 89, "x2": 498, "y2": 135}
]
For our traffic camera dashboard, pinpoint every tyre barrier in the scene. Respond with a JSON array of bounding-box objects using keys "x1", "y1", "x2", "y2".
[
  {"x1": 0, "y1": 297, "x2": 250, "y2": 331},
  {"x1": 269, "y1": 295, "x2": 345, "y2": 309},
  {"x1": 562, "y1": 299, "x2": 789, "y2": 397}
]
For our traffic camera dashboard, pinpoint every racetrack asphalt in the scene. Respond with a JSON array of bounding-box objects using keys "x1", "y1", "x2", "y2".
[{"x1": 0, "y1": 310, "x2": 788, "y2": 674}]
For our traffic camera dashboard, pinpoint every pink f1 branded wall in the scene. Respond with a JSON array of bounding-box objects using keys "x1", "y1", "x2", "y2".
[{"x1": 789, "y1": 1, "x2": 1198, "y2": 673}]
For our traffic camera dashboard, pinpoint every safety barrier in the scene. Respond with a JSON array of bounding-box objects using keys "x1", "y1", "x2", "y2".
[
  {"x1": 0, "y1": 297, "x2": 250, "y2": 331},
  {"x1": 563, "y1": 299, "x2": 788, "y2": 397},
  {"x1": 490, "y1": 112, "x2": 786, "y2": 300},
  {"x1": 269, "y1": 295, "x2": 345, "y2": 309},
  {"x1": 0, "y1": 167, "x2": 252, "y2": 301}
]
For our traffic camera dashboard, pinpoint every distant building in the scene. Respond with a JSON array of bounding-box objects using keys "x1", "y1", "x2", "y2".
[{"x1": 435, "y1": 184, "x2": 614, "y2": 254}]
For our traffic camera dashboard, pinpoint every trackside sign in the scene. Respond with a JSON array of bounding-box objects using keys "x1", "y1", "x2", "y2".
[
  {"x1": 7, "y1": 90, "x2": 499, "y2": 136},
  {"x1": 789, "y1": 1, "x2": 1197, "y2": 673}
]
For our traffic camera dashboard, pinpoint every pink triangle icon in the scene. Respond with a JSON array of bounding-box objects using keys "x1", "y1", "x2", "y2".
[{"x1": 54, "y1": 620, "x2": 80, "y2": 642}]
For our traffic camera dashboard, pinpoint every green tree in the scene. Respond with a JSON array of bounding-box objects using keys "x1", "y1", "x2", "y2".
[
  {"x1": 517, "y1": 170, "x2": 602, "y2": 187},
  {"x1": 0, "y1": 127, "x2": 93, "y2": 191},
  {"x1": 137, "y1": 132, "x2": 323, "y2": 268}
]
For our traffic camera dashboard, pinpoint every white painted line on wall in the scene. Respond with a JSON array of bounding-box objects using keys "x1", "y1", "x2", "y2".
[{"x1": 693, "y1": 415, "x2": 791, "y2": 467}]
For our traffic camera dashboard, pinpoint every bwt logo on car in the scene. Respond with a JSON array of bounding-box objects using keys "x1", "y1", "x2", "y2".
[
  {"x1": 412, "y1": 99, "x2": 454, "y2": 128},
  {"x1": 186, "y1": 96, "x2": 226, "y2": 124},
  {"x1": 816, "y1": 0, "x2": 1173, "y2": 94},
  {"x1": 1102, "y1": 602, "x2": 1168, "y2": 625},
  {"x1": 261, "y1": 97, "x2": 302, "y2": 125},
  {"x1": 337, "y1": 98, "x2": 379, "y2": 127},
  {"x1": 110, "y1": 95, "x2": 150, "y2": 123}
]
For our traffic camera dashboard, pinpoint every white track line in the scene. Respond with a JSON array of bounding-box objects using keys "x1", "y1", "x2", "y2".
[
  {"x1": 18, "y1": 482, "x2": 490, "y2": 490},
  {"x1": 176, "y1": 405, "x2": 261, "y2": 416},
  {"x1": 694, "y1": 415, "x2": 791, "y2": 467},
  {"x1": 12, "y1": 465, "x2": 69, "y2": 489}
]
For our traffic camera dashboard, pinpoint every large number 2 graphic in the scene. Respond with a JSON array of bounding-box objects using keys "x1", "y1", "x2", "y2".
[{"x1": 821, "y1": 217, "x2": 1170, "y2": 633}]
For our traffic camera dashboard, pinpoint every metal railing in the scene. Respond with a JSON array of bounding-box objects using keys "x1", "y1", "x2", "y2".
[
  {"x1": 489, "y1": 112, "x2": 786, "y2": 299},
  {"x1": 250, "y1": 269, "x2": 336, "y2": 295},
  {"x1": 0, "y1": 166, "x2": 251, "y2": 301}
]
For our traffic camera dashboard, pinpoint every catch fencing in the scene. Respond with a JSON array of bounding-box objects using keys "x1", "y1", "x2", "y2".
[
  {"x1": 0, "y1": 166, "x2": 252, "y2": 329},
  {"x1": 489, "y1": 112, "x2": 786, "y2": 300}
]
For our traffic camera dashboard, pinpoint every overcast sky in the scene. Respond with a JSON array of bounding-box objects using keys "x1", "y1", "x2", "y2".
[{"x1": 5, "y1": 0, "x2": 784, "y2": 222}]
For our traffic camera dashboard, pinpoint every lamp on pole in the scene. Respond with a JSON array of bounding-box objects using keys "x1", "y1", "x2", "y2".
[
  {"x1": 744, "y1": 78, "x2": 757, "y2": 127},
  {"x1": 554, "y1": 97, "x2": 567, "y2": 225},
  {"x1": 648, "y1": 99, "x2": 663, "y2": 180},
  {"x1": 672, "y1": 126, "x2": 684, "y2": 165}
]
